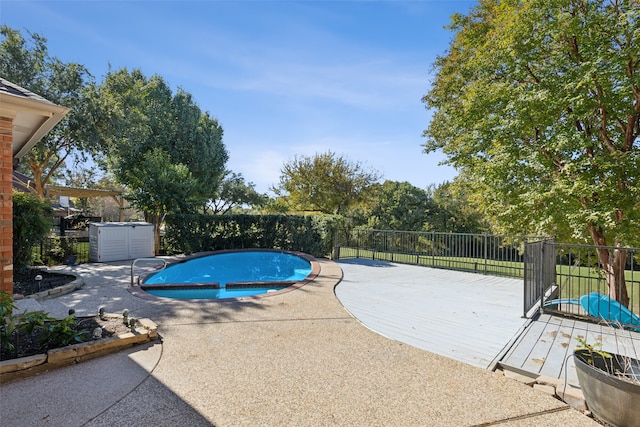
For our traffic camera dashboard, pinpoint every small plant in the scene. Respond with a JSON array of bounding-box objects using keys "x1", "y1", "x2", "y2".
[
  {"x1": 576, "y1": 337, "x2": 640, "y2": 385},
  {"x1": 40, "y1": 314, "x2": 87, "y2": 348},
  {"x1": 47, "y1": 236, "x2": 78, "y2": 265},
  {"x1": 575, "y1": 336, "x2": 612, "y2": 364},
  {"x1": 0, "y1": 291, "x2": 18, "y2": 354},
  {"x1": 0, "y1": 292, "x2": 90, "y2": 360}
]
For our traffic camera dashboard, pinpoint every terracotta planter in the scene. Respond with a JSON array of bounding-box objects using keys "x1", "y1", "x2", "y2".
[{"x1": 574, "y1": 349, "x2": 640, "y2": 427}]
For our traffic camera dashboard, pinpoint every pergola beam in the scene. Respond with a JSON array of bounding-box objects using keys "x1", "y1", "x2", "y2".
[{"x1": 44, "y1": 185, "x2": 126, "y2": 221}]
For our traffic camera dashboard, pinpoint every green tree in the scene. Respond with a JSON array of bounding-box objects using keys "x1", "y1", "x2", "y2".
[
  {"x1": 13, "y1": 192, "x2": 52, "y2": 274},
  {"x1": 206, "y1": 171, "x2": 266, "y2": 214},
  {"x1": 428, "y1": 180, "x2": 490, "y2": 234},
  {"x1": 273, "y1": 151, "x2": 380, "y2": 214},
  {"x1": 423, "y1": 0, "x2": 639, "y2": 305},
  {"x1": 354, "y1": 181, "x2": 435, "y2": 231},
  {"x1": 0, "y1": 25, "x2": 98, "y2": 196},
  {"x1": 90, "y1": 68, "x2": 228, "y2": 252}
]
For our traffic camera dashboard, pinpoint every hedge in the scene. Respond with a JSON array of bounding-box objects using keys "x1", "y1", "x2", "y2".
[{"x1": 164, "y1": 213, "x2": 342, "y2": 258}]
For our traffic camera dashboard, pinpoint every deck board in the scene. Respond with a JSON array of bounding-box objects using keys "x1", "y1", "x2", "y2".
[
  {"x1": 500, "y1": 313, "x2": 640, "y2": 387},
  {"x1": 336, "y1": 259, "x2": 528, "y2": 370},
  {"x1": 335, "y1": 258, "x2": 640, "y2": 388}
]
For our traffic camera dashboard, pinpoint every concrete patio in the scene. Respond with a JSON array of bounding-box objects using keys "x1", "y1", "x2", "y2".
[{"x1": 0, "y1": 257, "x2": 597, "y2": 426}]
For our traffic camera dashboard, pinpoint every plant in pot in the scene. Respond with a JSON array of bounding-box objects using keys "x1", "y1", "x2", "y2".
[{"x1": 574, "y1": 337, "x2": 640, "y2": 427}]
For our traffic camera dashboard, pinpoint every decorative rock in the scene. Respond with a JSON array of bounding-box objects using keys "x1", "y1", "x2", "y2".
[{"x1": 138, "y1": 318, "x2": 159, "y2": 339}]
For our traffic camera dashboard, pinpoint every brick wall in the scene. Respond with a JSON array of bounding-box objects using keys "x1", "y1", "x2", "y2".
[{"x1": 0, "y1": 115, "x2": 13, "y2": 295}]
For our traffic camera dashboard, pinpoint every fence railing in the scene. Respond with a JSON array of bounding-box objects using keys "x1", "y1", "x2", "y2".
[
  {"x1": 523, "y1": 238, "x2": 557, "y2": 317},
  {"x1": 31, "y1": 229, "x2": 640, "y2": 329},
  {"x1": 32, "y1": 236, "x2": 91, "y2": 266},
  {"x1": 527, "y1": 241, "x2": 640, "y2": 328},
  {"x1": 333, "y1": 229, "x2": 542, "y2": 279}
]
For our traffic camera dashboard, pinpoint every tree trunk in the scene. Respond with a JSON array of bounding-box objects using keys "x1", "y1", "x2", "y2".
[
  {"x1": 144, "y1": 212, "x2": 163, "y2": 256},
  {"x1": 588, "y1": 223, "x2": 630, "y2": 307}
]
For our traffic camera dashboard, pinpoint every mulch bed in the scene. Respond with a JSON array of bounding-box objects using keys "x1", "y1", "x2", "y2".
[
  {"x1": 12, "y1": 268, "x2": 78, "y2": 297},
  {"x1": 1, "y1": 315, "x2": 131, "y2": 361},
  {"x1": 2, "y1": 268, "x2": 133, "y2": 361}
]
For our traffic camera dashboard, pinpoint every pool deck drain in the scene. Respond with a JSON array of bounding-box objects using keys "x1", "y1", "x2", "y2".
[{"x1": 0, "y1": 258, "x2": 597, "y2": 426}]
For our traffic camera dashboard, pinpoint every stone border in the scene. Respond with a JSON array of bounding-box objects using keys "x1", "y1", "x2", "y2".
[
  {"x1": 14, "y1": 271, "x2": 84, "y2": 301},
  {"x1": 0, "y1": 314, "x2": 158, "y2": 384}
]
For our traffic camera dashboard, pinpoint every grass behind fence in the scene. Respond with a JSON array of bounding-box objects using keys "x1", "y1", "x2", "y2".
[{"x1": 337, "y1": 247, "x2": 525, "y2": 278}]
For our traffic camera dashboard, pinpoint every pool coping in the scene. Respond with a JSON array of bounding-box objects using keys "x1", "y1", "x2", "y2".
[{"x1": 128, "y1": 249, "x2": 321, "y2": 302}]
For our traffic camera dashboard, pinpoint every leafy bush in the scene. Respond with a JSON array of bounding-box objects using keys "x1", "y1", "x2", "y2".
[
  {"x1": 164, "y1": 213, "x2": 342, "y2": 258},
  {"x1": 0, "y1": 291, "x2": 18, "y2": 354},
  {"x1": 13, "y1": 192, "x2": 52, "y2": 273},
  {"x1": 0, "y1": 291, "x2": 87, "y2": 359}
]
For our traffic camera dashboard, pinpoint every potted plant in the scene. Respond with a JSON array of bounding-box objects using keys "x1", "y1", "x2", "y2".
[{"x1": 574, "y1": 338, "x2": 640, "y2": 427}]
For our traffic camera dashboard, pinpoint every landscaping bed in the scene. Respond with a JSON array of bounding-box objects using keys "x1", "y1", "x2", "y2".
[{"x1": 1, "y1": 267, "x2": 159, "y2": 383}]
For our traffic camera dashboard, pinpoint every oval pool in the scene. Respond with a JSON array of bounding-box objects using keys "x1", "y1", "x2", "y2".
[{"x1": 137, "y1": 250, "x2": 315, "y2": 300}]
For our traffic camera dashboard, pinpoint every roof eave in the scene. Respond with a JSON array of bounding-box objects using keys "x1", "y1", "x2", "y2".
[{"x1": 0, "y1": 91, "x2": 70, "y2": 159}]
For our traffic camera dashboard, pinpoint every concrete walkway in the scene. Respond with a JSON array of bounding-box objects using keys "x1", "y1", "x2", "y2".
[{"x1": 1, "y1": 258, "x2": 597, "y2": 426}]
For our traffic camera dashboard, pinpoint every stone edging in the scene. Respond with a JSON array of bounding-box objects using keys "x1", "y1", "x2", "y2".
[
  {"x1": 17, "y1": 271, "x2": 84, "y2": 301},
  {"x1": 0, "y1": 314, "x2": 158, "y2": 384}
]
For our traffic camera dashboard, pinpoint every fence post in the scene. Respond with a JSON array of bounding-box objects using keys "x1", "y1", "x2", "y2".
[
  {"x1": 431, "y1": 231, "x2": 435, "y2": 267},
  {"x1": 391, "y1": 231, "x2": 395, "y2": 262},
  {"x1": 523, "y1": 241, "x2": 529, "y2": 317},
  {"x1": 484, "y1": 234, "x2": 488, "y2": 274}
]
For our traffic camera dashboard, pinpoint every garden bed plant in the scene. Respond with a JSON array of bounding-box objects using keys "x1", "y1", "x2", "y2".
[{"x1": 1, "y1": 291, "x2": 132, "y2": 361}]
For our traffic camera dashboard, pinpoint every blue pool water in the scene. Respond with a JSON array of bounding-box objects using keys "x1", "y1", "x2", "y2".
[
  {"x1": 141, "y1": 250, "x2": 313, "y2": 300},
  {"x1": 145, "y1": 286, "x2": 287, "y2": 300}
]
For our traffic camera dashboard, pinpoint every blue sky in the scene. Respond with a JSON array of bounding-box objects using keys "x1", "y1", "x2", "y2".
[{"x1": 3, "y1": 1, "x2": 476, "y2": 194}]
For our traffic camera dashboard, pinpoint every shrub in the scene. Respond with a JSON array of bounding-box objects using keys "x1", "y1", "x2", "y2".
[
  {"x1": 13, "y1": 192, "x2": 52, "y2": 273},
  {"x1": 164, "y1": 213, "x2": 342, "y2": 258}
]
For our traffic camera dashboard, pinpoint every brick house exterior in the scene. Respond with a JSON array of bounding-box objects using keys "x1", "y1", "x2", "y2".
[{"x1": 0, "y1": 77, "x2": 69, "y2": 295}]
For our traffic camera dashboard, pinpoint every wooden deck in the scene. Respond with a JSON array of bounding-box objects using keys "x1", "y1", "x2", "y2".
[
  {"x1": 336, "y1": 258, "x2": 640, "y2": 389},
  {"x1": 498, "y1": 313, "x2": 640, "y2": 387},
  {"x1": 336, "y1": 259, "x2": 529, "y2": 370}
]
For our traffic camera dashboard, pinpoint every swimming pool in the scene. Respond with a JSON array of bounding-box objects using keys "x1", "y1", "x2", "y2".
[{"x1": 137, "y1": 250, "x2": 316, "y2": 300}]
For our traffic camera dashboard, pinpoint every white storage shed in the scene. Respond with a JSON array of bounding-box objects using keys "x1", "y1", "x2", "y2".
[{"x1": 89, "y1": 222, "x2": 155, "y2": 262}]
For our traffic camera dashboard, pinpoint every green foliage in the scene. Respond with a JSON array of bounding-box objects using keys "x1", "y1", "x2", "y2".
[
  {"x1": 0, "y1": 25, "x2": 99, "y2": 195},
  {"x1": 46, "y1": 236, "x2": 77, "y2": 264},
  {"x1": 13, "y1": 192, "x2": 52, "y2": 273},
  {"x1": 206, "y1": 171, "x2": 267, "y2": 214},
  {"x1": 349, "y1": 180, "x2": 489, "y2": 234},
  {"x1": 164, "y1": 213, "x2": 340, "y2": 258},
  {"x1": 353, "y1": 181, "x2": 436, "y2": 231},
  {"x1": 428, "y1": 180, "x2": 490, "y2": 233},
  {"x1": 0, "y1": 292, "x2": 18, "y2": 354},
  {"x1": 273, "y1": 151, "x2": 380, "y2": 214},
  {"x1": 40, "y1": 314, "x2": 87, "y2": 348},
  {"x1": 423, "y1": 0, "x2": 640, "y2": 247},
  {"x1": 576, "y1": 336, "x2": 612, "y2": 364},
  {"x1": 0, "y1": 293, "x2": 87, "y2": 358},
  {"x1": 89, "y1": 68, "x2": 229, "y2": 252}
]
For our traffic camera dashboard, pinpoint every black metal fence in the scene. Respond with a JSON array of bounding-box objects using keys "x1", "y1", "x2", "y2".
[
  {"x1": 526, "y1": 241, "x2": 640, "y2": 328},
  {"x1": 31, "y1": 236, "x2": 91, "y2": 266},
  {"x1": 30, "y1": 228, "x2": 640, "y2": 329},
  {"x1": 333, "y1": 229, "x2": 541, "y2": 279}
]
